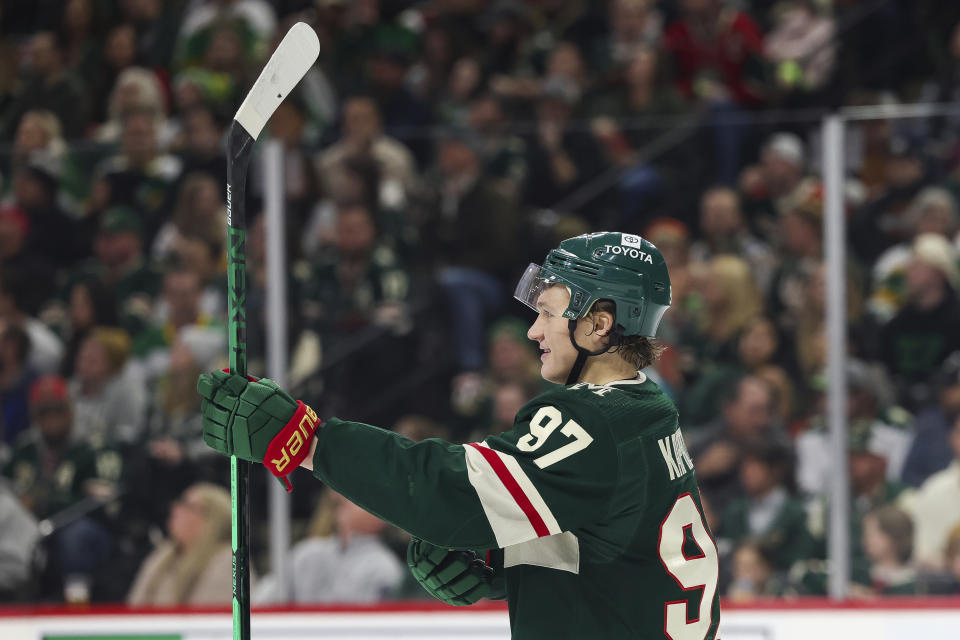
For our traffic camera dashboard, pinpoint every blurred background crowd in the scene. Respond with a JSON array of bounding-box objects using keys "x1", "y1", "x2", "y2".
[{"x1": 0, "y1": 0, "x2": 959, "y2": 609}]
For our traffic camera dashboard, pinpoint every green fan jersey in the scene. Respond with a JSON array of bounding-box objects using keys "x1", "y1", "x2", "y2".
[
  {"x1": 2, "y1": 431, "x2": 121, "y2": 520},
  {"x1": 312, "y1": 373, "x2": 720, "y2": 640}
]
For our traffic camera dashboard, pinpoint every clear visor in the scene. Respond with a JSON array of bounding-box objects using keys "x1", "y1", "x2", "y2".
[{"x1": 513, "y1": 263, "x2": 575, "y2": 314}]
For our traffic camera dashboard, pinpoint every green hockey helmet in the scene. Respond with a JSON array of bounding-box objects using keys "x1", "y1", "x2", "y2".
[{"x1": 514, "y1": 231, "x2": 672, "y2": 337}]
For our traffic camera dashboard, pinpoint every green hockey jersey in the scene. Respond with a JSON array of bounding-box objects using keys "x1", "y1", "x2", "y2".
[{"x1": 312, "y1": 373, "x2": 720, "y2": 639}]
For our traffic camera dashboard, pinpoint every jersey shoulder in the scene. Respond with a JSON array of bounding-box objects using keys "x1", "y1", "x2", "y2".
[
  {"x1": 523, "y1": 375, "x2": 677, "y2": 430},
  {"x1": 512, "y1": 376, "x2": 678, "y2": 463}
]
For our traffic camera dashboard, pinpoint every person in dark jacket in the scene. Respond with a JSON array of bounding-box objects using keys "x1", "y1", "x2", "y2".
[
  {"x1": 901, "y1": 352, "x2": 960, "y2": 487},
  {"x1": 718, "y1": 439, "x2": 813, "y2": 571},
  {"x1": 880, "y1": 234, "x2": 960, "y2": 409},
  {"x1": 426, "y1": 126, "x2": 520, "y2": 374}
]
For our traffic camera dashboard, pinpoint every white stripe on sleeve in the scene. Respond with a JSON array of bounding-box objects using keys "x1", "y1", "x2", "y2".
[
  {"x1": 486, "y1": 443, "x2": 562, "y2": 536},
  {"x1": 463, "y1": 443, "x2": 561, "y2": 547}
]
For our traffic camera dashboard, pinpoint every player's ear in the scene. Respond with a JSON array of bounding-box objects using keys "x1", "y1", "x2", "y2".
[{"x1": 590, "y1": 309, "x2": 615, "y2": 337}]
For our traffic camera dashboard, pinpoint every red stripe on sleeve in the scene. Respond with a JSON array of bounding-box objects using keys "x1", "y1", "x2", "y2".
[{"x1": 466, "y1": 443, "x2": 551, "y2": 537}]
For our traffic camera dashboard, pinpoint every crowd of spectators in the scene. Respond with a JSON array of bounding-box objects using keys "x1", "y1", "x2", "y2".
[{"x1": 1, "y1": 0, "x2": 960, "y2": 607}]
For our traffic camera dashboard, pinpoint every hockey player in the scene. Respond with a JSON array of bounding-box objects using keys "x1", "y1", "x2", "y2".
[{"x1": 198, "y1": 231, "x2": 721, "y2": 639}]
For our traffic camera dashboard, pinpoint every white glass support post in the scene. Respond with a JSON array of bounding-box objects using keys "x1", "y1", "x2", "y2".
[
  {"x1": 822, "y1": 114, "x2": 850, "y2": 600},
  {"x1": 263, "y1": 138, "x2": 291, "y2": 594}
]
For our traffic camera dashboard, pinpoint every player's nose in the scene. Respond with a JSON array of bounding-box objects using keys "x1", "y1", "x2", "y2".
[{"x1": 527, "y1": 316, "x2": 544, "y2": 342}]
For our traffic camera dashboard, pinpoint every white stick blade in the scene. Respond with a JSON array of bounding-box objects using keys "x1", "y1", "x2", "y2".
[{"x1": 234, "y1": 22, "x2": 320, "y2": 140}]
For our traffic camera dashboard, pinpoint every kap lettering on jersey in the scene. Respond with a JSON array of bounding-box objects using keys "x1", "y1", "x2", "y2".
[
  {"x1": 657, "y1": 431, "x2": 694, "y2": 481},
  {"x1": 603, "y1": 244, "x2": 654, "y2": 263}
]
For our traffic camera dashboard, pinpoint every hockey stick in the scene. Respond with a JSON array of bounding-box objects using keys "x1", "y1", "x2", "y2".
[{"x1": 225, "y1": 22, "x2": 319, "y2": 640}]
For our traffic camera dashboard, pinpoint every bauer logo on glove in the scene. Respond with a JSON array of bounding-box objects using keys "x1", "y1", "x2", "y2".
[{"x1": 264, "y1": 402, "x2": 320, "y2": 475}]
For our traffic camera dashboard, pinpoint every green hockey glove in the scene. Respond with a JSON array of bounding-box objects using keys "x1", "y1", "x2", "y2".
[
  {"x1": 197, "y1": 369, "x2": 322, "y2": 490},
  {"x1": 406, "y1": 537, "x2": 495, "y2": 606}
]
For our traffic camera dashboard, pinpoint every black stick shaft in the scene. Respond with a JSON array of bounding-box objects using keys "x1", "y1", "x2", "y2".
[{"x1": 226, "y1": 122, "x2": 254, "y2": 640}]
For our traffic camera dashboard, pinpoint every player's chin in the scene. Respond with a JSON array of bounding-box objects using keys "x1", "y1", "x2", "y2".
[{"x1": 539, "y1": 364, "x2": 566, "y2": 385}]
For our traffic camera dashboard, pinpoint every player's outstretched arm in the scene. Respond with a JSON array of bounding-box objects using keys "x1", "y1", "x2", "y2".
[
  {"x1": 197, "y1": 370, "x2": 499, "y2": 547},
  {"x1": 198, "y1": 372, "x2": 620, "y2": 551}
]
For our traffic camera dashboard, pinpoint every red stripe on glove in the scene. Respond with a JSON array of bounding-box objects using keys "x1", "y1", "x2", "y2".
[{"x1": 263, "y1": 400, "x2": 322, "y2": 491}]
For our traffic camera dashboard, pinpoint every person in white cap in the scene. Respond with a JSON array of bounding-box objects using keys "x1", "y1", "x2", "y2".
[
  {"x1": 870, "y1": 187, "x2": 960, "y2": 322},
  {"x1": 880, "y1": 233, "x2": 960, "y2": 408}
]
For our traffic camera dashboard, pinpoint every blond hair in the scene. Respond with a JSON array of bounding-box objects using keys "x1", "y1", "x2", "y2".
[
  {"x1": 20, "y1": 109, "x2": 65, "y2": 148},
  {"x1": 109, "y1": 67, "x2": 166, "y2": 122},
  {"x1": 754, "y1": 364, "x2": 794, "y2": 421},
  {"x1": 699, "y1": 255, "x2": 762, "y2": 343},
  {"x1": 307, "y1": 488, "x2": 338, "y2": 539},
  {"x1": 89, "y1": 326, "x2": 132, "y2": 375},
  {"x1": 794, "y1": 262, "x2": 862, "y2": 377},
  {"x1": 134, "y1": 483, "x2": 232, "y2": 605},
  {"x1": 159, "y1": 352, "x2": 202, "y2": 418}
]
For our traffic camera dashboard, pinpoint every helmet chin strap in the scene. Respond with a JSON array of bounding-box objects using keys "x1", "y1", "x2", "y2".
[{"x1": 564, "y1": 319, "x2": 620, "y2": 385}]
